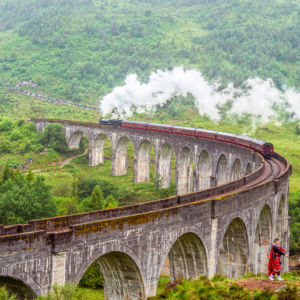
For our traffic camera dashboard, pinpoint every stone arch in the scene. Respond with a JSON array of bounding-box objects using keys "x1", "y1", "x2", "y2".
[
  {"x1": 231, "y1": 158, "x2": 242, "y2": 181},
  {"x1": 216, "y1": 154, "x2": 228, "y2": 186},
  {"x1": 217, "y1": 218, "x2": 249, "y2": 278},
  {"x1": 275, "y1": 195, "x2": 285, "y2": 242},
  {"x1": 76, "y1": 251, "x2": 145, "y2": 300},
  {"x1": 198, "y1": 150, "x2": 211, "y2": 190},
  {"x1": 114, "y1": 136, "x2": 134, "y2": 176},
  {"x1": 245, "y1": 163, "x2": 252, "y2": 176},
  {"x1": 157, "y1": 143, "x2": 174, "y2": 188},
  {"x1": 253, "y1": 205, "x2": 272, "y2": 274},
  {"x1": 136, "y1": 140, "x2": 155, "y2": 183},
  {"x1": 0, "y1": 270, "x2": 42, "y2": 298},
  {"x1": 89, "y1": 133, "x2": 112, "y2": 166},
  {"x1": 177, "y1": 146, "x2": 194, "y2": 195},
  {"x1": 168, "y1": 233, "x2": 208, "y2": 282},
  {"x1": 68, "y1": 130, "x2": 86, "y2": 149}
]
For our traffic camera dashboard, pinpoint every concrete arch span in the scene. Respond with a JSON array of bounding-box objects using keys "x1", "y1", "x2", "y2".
[
  {"x1": 68, "y1": 130, "x2": 88, "y2": 149},
  {"x1": 89, "y1": 133, "x2": 112, "y2": 166},
  {"x1": 253, "y1": 205, "x2": 272, "y2": 274},
  {"x1": 0, "y1": 270, "x2": 42, "y2": 298},
  {"x1": 177, "y1": 146, "x2": 194, "y2": 195},
  {"x1": 136, "y1": 140, "x2": 155, "y2": 183},
  {"x1": 198, "y1": 150, "x2": 211, "y2": 190},
  {"x1": 217, "y1": 218, "x2": 249, "y2": 278},
  {"x1": 231, "y1": 158, "x2": 242, "y2": 181},
  {"x1": 216, "y1": 154, "x2": 228, "y2": 186},
  {"x1": 168, "y1": 232, "x2": 208, "y2": 282},
  {"x1": 157, "y1": 143, "x2": 174, "y2": 188},
  {"x1": 76, "y1": 251, "x2": 145, "y2": 300},
  {"x1": 114, "y1": 136, "x2": 134, "y2": 177},
  {"x1": 245, "y1": 162, "x2": 252, "y2": 176}
]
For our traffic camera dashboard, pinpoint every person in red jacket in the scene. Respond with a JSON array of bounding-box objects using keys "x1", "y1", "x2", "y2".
[{"x1": 268, "y1": 238, "x2": 288, "y2": 281}]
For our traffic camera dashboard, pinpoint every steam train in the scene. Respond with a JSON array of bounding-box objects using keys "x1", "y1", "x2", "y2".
[{"x1": 99, "y1": 119, "x2": 274, "y2": 157}]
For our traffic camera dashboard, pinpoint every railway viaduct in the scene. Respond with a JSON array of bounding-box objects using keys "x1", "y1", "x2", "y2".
[{"x1": 0, "y1": 119, "x2": 291, "y2": 299}]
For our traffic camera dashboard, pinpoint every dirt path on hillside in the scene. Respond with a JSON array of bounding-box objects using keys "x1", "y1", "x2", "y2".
[
  {"x1": 26, "y1": 149, "x2": 88, "y2": 174},
  {"x1": 59, "y1": 149, "x2": 88, "y2": 168},
  {"x1": 235, "y1": 278, "x2": 287, "y2": 292}
]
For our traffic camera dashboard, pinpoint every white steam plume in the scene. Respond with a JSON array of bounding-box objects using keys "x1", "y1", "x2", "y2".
[{"x1": 100, "y1": 67, "x2": 300, "y2": 123}]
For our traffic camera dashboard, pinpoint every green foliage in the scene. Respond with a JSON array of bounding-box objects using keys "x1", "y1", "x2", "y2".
[
  {"x1": 0, "y1": 287, "x2": 16, "y2": 300},
  {"x1": 104, "y1": 194, "x2": 118, "y2": 209},
  {"x1": 39, "y1": 124, "x2": 69, "y2": 154},
  {"x1": 152, "y1": 276, "x2": 252, "y2": 300},
  {"x1": 90, "y1": 185, "x2": 104, "y2": 210},
  {"x1": 79, "y1": 185, "x2": 104, "y2": 212},
  {"x1": 79, "y1": 262, "x2": 103, "y2": 289},
  {"x1": 37, "y1": 283, "x2": 81, "y2": 300},
  {"x1": 289, "y1": 190, "x2": 300, "y2": 254},
  {"x1": 0, "y1": 0, "x2": 299, "y2": 102},
  {"x1": 277, "y1": 285, "x2": 298, "y2": 300},
  {"x1": 54, "y1": 196, "x2": 79, "y2": 215},
  {"x1": 0, "y1": 171, "x2": 56, "y2": 225}
]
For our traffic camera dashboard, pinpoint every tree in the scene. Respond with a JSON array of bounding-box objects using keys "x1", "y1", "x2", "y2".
[
  {"x1": 39, "y1": 124, "x2": 69, "y2": 154},
  {"x1": 0, "y1": 173, "x2": 56, "y2": 225},
  {"x1": 79, "y1": 185, "x2": 104, "y2": 212},
  {"x1": 104, "y1": 194, "x2": 118, "y2": 209},
  {"x1": 90, "y1": 185, "x2": 104, "y2": 210},
  {"x1": 79, "y1": 262, "x2": 103, "y2": 289}
]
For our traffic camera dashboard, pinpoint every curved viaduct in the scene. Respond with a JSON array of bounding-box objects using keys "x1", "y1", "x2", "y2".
[{"x1": 0, "y1": 119, "x2": 291, "y2": 299}]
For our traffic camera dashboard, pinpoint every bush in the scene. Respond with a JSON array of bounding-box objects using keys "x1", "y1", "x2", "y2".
[
  {"x1": 39, "y1": 123, "x2": 69, "y2": 154},
  {"x1": 37, "y1": 283, "x2": 80, "y2": 300},
  {"x1": 0, "y1": 287, "x2": 16, "y2": 300},
  {"x1": 0, "y1": 172, "x2": 56, "y2": 225},
  {"x1": 79, "y1": 262, "x2": 103, "y2": 289},
  {"x1": 277, "y1": 286, "x2": 298, "y2": 300}
]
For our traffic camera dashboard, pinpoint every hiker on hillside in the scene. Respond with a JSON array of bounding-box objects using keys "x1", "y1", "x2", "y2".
[{"x1": 268, "y1": 238, "x2": 288, "y2": 281}]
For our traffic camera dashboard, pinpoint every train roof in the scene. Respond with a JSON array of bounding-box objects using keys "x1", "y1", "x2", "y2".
[{"x1": 120, "y1": 120, "x2": 269, "y2": 146}]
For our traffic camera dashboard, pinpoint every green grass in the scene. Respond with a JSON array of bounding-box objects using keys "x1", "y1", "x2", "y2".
[
  {"x1": 76, "y1": 287, "x2": 105, "y2": 300},
  {"x1": 73, "y1": 272, "x2": 300, "y2": 299}
]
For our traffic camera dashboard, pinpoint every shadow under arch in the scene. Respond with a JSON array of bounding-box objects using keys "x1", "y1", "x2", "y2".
[
  {"x1": 90, "y1": 133, "x2": 112, "y2": 166},
  {"x1": 216, "y1": 154, "x2": 228, "y2": 186},
  {"x1": 245, "y1": 162, "x2": 252, "y2": 176},
  {"x1": 253, "y1": 205, "x2": 272, "y2": 274},
  {"x1": 114, "y1": 136, "x2": 135, "y2": 177},
  {"x1": 216, "y1": 217, "x2": 249, "y2": 278},
  {"x1": 177, "y1": 146, "x2": 194, "y2": 195},
  {"x1": 231, "y1": 158, "x2": 242, "y2": 181},
  {"x1": 157, "y1": 143, "x2": 175, "y2": 189},
  {"x1": 198, "y1": 149, "x2": 211, "y2": 190},
  {"x1": 68, "y1": 130, "x2": 90, "y2": 149},
  {"x1": 157, "y1": 232, "x2": 208, "y2": 289},
  {"x1": 74, "y1": 248, "x2": 146, "y2": 300},
  {"x1": 0, "y1": 272, "x2": 41, "y2": 299},
  {"x1": 136, "y1": 139, "x2": 155, "y2": 183}
]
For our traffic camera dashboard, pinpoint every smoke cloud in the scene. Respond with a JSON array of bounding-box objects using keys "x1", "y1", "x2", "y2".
[{"x1": 100, "y1": 67, "x2": 300, "y2": 123}]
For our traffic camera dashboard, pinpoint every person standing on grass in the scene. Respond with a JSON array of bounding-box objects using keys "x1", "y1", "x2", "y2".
[{"x1": 268, "y1": 238, "x2": 288, "y2": 281}]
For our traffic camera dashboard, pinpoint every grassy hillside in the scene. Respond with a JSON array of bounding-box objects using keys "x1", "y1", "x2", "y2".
[{"x1": 0, "y1": 0, "x2": 299, "y2": 103}]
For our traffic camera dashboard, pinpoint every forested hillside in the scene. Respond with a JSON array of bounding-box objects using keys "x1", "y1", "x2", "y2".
[{"x1": 0, "y1": 0, "x2": 299, "y2": 103}]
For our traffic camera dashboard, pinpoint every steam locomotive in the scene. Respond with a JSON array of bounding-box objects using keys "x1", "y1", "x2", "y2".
[{"x1": 99, "y1": 119, "x2": 274, "y2": 157}]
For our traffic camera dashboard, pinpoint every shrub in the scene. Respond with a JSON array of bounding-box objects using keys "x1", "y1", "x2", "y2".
[{"x1": 79, "y1": 262, "x2": 103, "y2": 289}]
